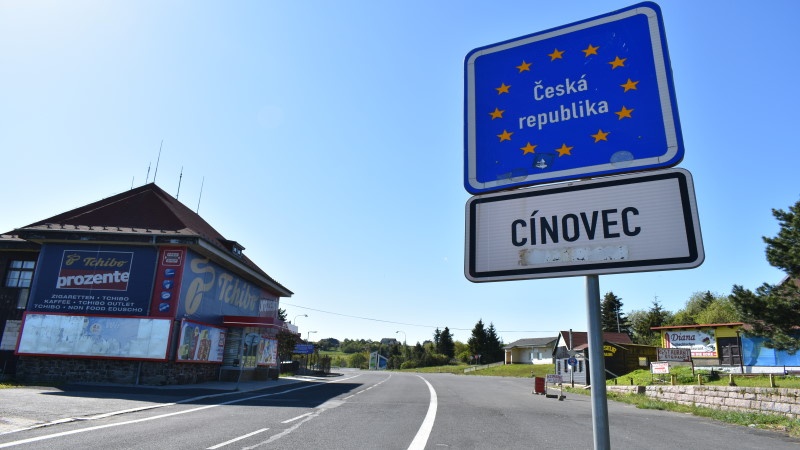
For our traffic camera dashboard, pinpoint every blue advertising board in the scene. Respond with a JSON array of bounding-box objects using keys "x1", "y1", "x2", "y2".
[
  {"x1": 176, "y1": 250, "x2": 280, "y2": 325},
  {"x1": 27, "y1": 244, "x2": 157, "y2": 315},
  {"x1": 464, "y1": 2, "x2": 682, "y2": 194}
]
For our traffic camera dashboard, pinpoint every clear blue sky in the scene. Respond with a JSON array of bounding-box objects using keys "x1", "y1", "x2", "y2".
[{"x1": 1, "y1": 1, "x2": 797, "y2": 346}]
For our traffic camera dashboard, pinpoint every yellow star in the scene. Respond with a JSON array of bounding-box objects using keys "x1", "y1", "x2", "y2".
[
  {"x1": 489, "y1": 108, "x2": 504, "y2": 120},
  {"x1": 591, "y1": 129, "x2": 610, "y2": 142},
  {"x1": 548, "y1": 48, "x2": 565, "y2": 61},
  {"x1": 496, "y1": 83, "x2": 511, "y2": 94},
  {"x1": 615, "y1": 106, "x2": 634, "y2": 119},
  {"x1": 555, "y1": 143, "x2": 573, "y2": 157},
  {"x1": 582, "y1": 44, "x2": 599, "y2": 57},
  {"x1": 497, "y1": 130, "x2": 513, "y2": 142},
  {"x1": 516, "y1": 61, "x2": 532, "y2": 73},
  {"x1": 620, "y1": 79, "x2": 639, "y2": 92},
  {"x1": 520, "y1": 142, "x2": 537, "y2": 154},
  {"x1": 609, "y1": 56, "x2": 627, "y2": 69}
]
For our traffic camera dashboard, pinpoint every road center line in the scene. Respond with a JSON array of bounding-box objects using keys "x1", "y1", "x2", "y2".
[
  {"x1": 281, "y1": 413, "x2": 312, "y2": 424},
  {"x1": 207, "y1": 428, "x2": 269, "y2": 449},
  {"x1": 407, "y1": 375, "x2": 437, "y2": 450}
]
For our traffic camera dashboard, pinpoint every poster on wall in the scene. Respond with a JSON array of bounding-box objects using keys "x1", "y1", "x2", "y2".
[
  {"x1": 27, "y1": 244, "x2": 157, "y2": 316},
  {"x1": 16, "y1": 313, "x2": 171, "y2": 360},
  {"x1": 257, "y1": 337, "x2": 278, "y2": 367},
  {"x1": 663, "y1": 329, "x2": 716, "y2": 357},
  {"x1": 176, "y1": 319, "x2": 226, "y2": 363}
]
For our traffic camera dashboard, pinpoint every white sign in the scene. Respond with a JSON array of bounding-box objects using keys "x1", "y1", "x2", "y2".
[
  {"x1": 465, "y1": 168, "x2": 703, "y2": 282},
  {"x1": 546, "y1": 374, "x2": 563, "y2": 384},
  {"x1": 651, "y1": 362, "x2": 670, "y2": 374}
]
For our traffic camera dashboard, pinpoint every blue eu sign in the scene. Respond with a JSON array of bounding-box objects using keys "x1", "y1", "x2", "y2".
[{"x1": 464, "y1": 2, "x2": 683, "y2": 194}]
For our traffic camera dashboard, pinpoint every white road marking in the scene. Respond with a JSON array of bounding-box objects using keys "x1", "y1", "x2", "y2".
[
  {"x1": 0, "y1": 375, "x2": 363, "y2": 449},
  {"x1": 207, "y1": 428, "x2": 269, "y2": 449},
  {"x1": 281, "y1": 413, "x2": 312, "y2": 424},
  {"x1": 407, "y1": 375, "x2": 438, "y2": 450}
]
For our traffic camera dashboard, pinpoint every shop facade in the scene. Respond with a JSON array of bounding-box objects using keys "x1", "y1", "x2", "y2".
[
  {"x1": 0, "y1": 183, "x2": 293, "y2": 384},
  {"x1": 653, "y1": 323, "x2": 800, "y2": 373}
]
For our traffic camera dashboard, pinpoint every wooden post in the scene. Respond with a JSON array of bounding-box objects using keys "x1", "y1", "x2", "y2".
[
  {"x1": 697, "y1": 374, "x2": 703, "y2": 385},
  {"x1": 671, "y1": 374, "x2": 677, "y2": 386},
  {"x1": 728, "y1": 373, "x2": 736, "y2": 386},
  {"x1": 770, "y1": 373, "x2": 776, "y2": 388}
]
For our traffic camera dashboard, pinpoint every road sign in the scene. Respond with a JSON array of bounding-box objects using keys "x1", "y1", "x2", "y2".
[
  {"x1": 464, "y1": 2, "x2": 682, "y2": 194},
  {"x1": 568, "y1": 357, "x2": 578, "y2": 367},
  {"x1": 294, "y1": 344, "x2": 315, "y2": 354},
  {"x1": 465, "y1": 168, "x2": 703, "y2": 282}
]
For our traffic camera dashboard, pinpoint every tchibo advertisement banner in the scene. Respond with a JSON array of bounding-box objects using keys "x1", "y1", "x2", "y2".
[
  {"x1": 177, "y1": 250, "x2": 279, "y2": 324},
  {"x1": 28, "y1": 244, "x2": 157, "y2": 316}
]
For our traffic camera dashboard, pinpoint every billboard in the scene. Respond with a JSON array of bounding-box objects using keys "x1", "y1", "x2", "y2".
[
  {"x1": 176, "y1": 319, "x2": 226, "y2": 363},
  {"x1": 177, "y1": 250, "x2": 279, "y2": 324},
  {"x1": 663, "y1": 329, "x2": 716, "y2": 358},
  {"x1": 16, "y1": 313, "x2": 171, "y2": 360},
  {"x1": 27, "y1": 244, "x2": 157, "y2": 316}
]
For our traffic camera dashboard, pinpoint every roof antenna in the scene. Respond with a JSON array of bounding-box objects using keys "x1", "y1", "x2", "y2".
[
  {"x1": 145, "y1": 162, "x2": 151, "y2": 184},
  {"x1": 196, "y1": 176, "x2": 205, "y2": 214},
  {"x1": 153, "y1": 140, "x2": 163, "y2": 183},
  {"x1": 131, "y1": 176, "x2": 135, "y2": 190},
  {"x1": 176, "y1": 166, "x2": 183, "y2": 199}
]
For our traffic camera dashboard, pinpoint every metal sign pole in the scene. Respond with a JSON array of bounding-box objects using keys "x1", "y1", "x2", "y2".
[{"x1": 586, "y1": 274, "x2": 610, "y2": 450}]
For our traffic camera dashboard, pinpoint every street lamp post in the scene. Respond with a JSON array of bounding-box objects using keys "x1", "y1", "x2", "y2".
[
  {"x1": 306, "y1": 330, "x2": 316, "y2": 343},
  {"x1": 396, "y1": 330, "x2": 407, "y2": 359},
  {"x1": 294, "y1": 314, "x2": 308, "y2": 325}
]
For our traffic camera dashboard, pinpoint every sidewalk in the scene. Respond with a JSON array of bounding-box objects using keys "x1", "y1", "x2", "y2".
[{"x1": 0, "y1": 375, "x2": 333, "y2": 435}]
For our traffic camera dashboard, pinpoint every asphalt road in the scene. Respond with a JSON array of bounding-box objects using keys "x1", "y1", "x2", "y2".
[{"x1": 1, "y1": 370, "x2": 799, "y2": 449}]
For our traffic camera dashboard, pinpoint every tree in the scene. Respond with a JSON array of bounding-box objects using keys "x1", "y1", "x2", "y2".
[
  {"x1": 731, "y1": 198, "x2": 800, "y2": 353},
  {"x1": 276, "y1": 329, "x2": 298, "y2": 363},
  {"x1": 600, "y1": 291, "x2": 630, "y2": 335},
  {"x1": 483, "y1": 323, "x2": 504, "y2": 363},
  {"x1": 670, "y1": 291, "x2": 740, "y2": 326},
  {"x1": 277, "y1": 308, "x2": 287, "y2": 322},
  {"x1": 628, "y1": 299, "x2": 672, "y2": 346},
  {"x1": 437, "y1": 327, "x2": 455, "y2": 359},
  {"x1": 467, "y1": 319, "x2": 487, "y2": 362}
]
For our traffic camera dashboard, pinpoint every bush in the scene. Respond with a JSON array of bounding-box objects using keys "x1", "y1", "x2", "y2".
[
  {"x1": 400, "y1": 360, "x2": 419, "y2": 369},
  {"x1": 348, "y1": 352, "x2": 368, "y2": 369}
]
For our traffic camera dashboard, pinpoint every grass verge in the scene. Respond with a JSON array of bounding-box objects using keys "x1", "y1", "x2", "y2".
[{"x1": 567, "y1": 387, "x2": 800, "y2": 438}]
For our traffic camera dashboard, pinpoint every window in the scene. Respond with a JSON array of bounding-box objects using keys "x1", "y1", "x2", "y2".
[
  {"x1": 6, "y1": 260, "x2": 35, "y2": 288},
  {"x1": 6, "y1": 260, "x2": 35, "y2": 309}
]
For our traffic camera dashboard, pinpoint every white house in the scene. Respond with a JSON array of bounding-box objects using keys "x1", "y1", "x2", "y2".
[{"x1": 503, "y1": 337, "x2": 557, "y2": 364}]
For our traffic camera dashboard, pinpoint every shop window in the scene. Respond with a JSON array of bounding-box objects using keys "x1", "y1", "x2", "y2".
[{"x1": 5, "y1": 260, "x2": 35, "y2": 309}]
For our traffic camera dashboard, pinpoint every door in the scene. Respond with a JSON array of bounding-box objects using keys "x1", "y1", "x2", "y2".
[{"x1": 718, "y1": 337, "x2": 741, "y2": 366}]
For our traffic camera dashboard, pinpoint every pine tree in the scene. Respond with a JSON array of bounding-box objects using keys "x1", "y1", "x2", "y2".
[
  {"x1": 600, "y1": 291, "x2": 630, "y2": 335},
  {"x1": 484, "y1": 323, "x2": 504, "y2": 363},
  {"x1": 732, "y1": 198, "x2": 800, "y2": 353},
  {"x1": 438, "y1": 327, "x2": 455, "y2": 358},
  {"x1": 467, "y1": 319, "x2": 487, "y2": 363}
]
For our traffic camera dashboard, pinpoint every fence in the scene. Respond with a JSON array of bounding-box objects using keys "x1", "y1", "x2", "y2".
[{"x1": 464, "y1": 361, "x2": 504, "y2": 373}]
